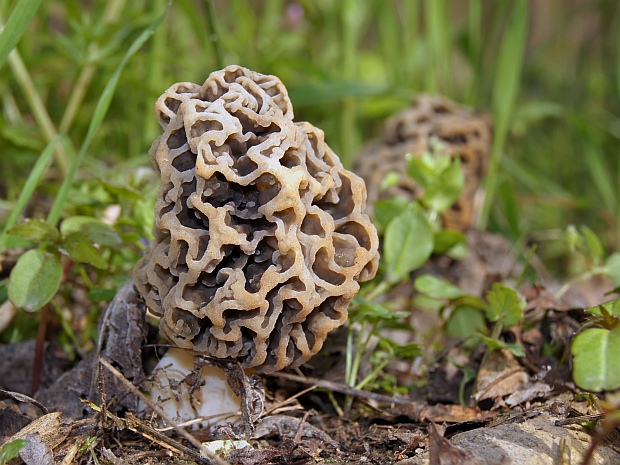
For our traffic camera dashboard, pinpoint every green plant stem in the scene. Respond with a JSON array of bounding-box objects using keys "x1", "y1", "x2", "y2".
[
  {"x1": 344, "y1": 319, "x2": 379, "y2": 412},
  {"x1": 554, "y1": 267, "x2": 606, "y2": 299},
  {"x1": 362, "y1": 278, "x2": 392, "y2": 302},
  {"x1": 424, "y1": 0, "x2": 449, "y2": 94},
  {"x1": 339, "y1": 0, "x2": 362, "y2": 167},
  {"x1": 345, "y1": 322, "x2": 354, "y2": 388},
  {"x1": 466, "y1": 0, "x2": 482, "y2": 105},
  {"x1": 142, "y1": 0, "x2": 166, "y2": 147},
  {"x1": 7, "y1": 48, "x2": 72, "y2": 174},
  {"x1": 204, "y1": 0, "x2": 224, "y2": 69},
  {"x1": 400, "y1": 0, "x2": 419, "y2": 88},
  {"x1": 473, "y1": 319, "x2": 504, "y2": 397},
  {"x1": 31, "y1": 303, "x2": 49, "y2": 395},
  {"x1": 356, "y1": 355, "x2": 391, "y2": 391}
]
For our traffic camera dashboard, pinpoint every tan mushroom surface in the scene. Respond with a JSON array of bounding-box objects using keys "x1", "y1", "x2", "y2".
[
  {"x1": 354, "y1": 95, "x2": 492, "y2": 230},
  {"x1": 134, "y1": 65, "x2": 379, "y2": 373}
]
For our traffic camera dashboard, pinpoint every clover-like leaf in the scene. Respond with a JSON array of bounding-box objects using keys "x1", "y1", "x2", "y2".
[
  {"x1": 572, "y1": 327, "x2": 620, "y2": 392},
  {"x1": 485, "y1": 283, "x2": 525, "y2": 328},
  {"x1": 446, "y1": 305, "x2": 486, "y2": 338},
  {"x1": 8, "y1": 248, "x2": 62, "y2": 312}
]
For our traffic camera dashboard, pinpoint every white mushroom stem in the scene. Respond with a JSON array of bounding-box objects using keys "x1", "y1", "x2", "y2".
[{"x1": 143, "y1": 348, "x2": 241, "y2": 429}]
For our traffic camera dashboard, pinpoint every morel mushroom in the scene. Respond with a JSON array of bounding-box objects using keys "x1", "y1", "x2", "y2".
[
  {"x1": 135, "y1": 65, "x2": 379, "y2": 377},
  {"x1": 354, "y1": 95, "x2": 492, "y2": 230}
]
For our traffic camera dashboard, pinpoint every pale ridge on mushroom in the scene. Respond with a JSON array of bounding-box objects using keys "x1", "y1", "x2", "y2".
[{"x1": 135, "y1": 65, "x2": 379, "y2": 373}]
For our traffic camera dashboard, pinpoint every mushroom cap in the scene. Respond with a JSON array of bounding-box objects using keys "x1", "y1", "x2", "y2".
[{"x1": 134, "y1": 65, "x2": 379, "y2": 373}]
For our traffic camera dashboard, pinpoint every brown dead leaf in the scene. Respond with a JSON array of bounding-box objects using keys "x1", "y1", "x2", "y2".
[
  {"x1": 9, "y1": 412, "x2": 72, "y2": 464},
  {"x1": 474, "y1": 349, "x2": 527, "y2": 405},
  {"x1": 522, "y1": 284, "x2": 570, "y2": 313},
  {"x1": 429, "y1": 422, "x2": 476, "y2": 465},
  {"x1": 420, "y1": 403, "x2": 494, "y2": 423},
  {"x1": 505, "y1": 381, "x2": 552, "y2": 407}
]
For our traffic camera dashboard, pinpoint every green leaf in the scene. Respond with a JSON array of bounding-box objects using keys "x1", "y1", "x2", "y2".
[
  {"x1": 572, "y1": 327, "x2": 620, "y2": 392},
  {"x1": 87, "y1": 288, "x2": 117, "y2": 302},
  {"x1": 485, "y1": 283, "x2": 524, "y2": 327},
  {"x1": 384, "y1": 206, "x2": 433, "y2": 283},
  {"x1": 446, "y1": 305, "x2": 486, "y2": 339},
  {"x1": 422, "y1": 158, "x2": 465, "y2": 213},
  {"x1": 350, "y1": 297, "x2": 408, "y2": 324},
  {"x1": 433, "y1": 229, "x2": 467, "y2": 255},
  {"x1": 101, "y1": 179, "x2": 143, "y2": 202},
  {"x1": 565, "y1": 225, "x2": 581, "y2": 252},
  {"x1": 380, "y1": 172, "x2": 401, "y2": 191},
  {"x1": 479, "y1": 335, "x2": 525, "y2": 357},
  {"x1": 8, "y1": 249, "x2": 62, "y2": 312},
  {"x1": 407, "y1": 154, "x2": 435, "y2": 189},
  {"x1": 0, "y1": 0, "x2": 44, "y2": 69},
  {"x1": 60, "y1": 216, "x2": 121, "y2": 247},
  {"x1": 603, "y1": 253, "x2": 620, "y2": 287},
  {"x1": 373, "y1": 197, "x2": 411, "y2": 232},
  {"x1": 586, "y1": 298, "x2": 620, "y2": 317},
  {"x1": 61, "y1": 233, "x2": 107, "y2": 268},
  {"x1": 414, "y1": 274, "x2": 464, "y2": 300},
  {"x1": 0, "y1": 438, "x2": 26, "y2": 462},
  {"x1": 580, "y1": 225, "x2": 603, "y2": 262},
  {"x1": 8, "y1": 219, "x2": 59, "y2": 243},
  {"x1": 378, "y1": 338, "x2": 422, "y2": 359}
]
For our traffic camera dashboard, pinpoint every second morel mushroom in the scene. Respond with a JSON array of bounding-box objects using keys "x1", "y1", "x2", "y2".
[{"x1": 134, "y1": 65, "x2": 379, "y2": 425}]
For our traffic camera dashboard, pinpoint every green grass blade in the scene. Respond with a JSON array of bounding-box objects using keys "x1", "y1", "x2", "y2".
[
  {"x1": 466, "y1": 0, "x2": 482, "y2": 104},
  {"x1": 424, "y1": 0, "x2": 449, "y2": 93},
  {"x1": 0, "y1": 0, "x2": 43, "y2": 69},
  {"x1": 479, "y1": 0, "x2": 528, "y2": 229},
  {"x1": 204, "y1": 0, "x2": 224, "y2": 69},
  {"x1": 47, "y1": 2, "x2": 171, "y2": 226},
  {"x1": 577, "y1": 125, "x2": 616, "y2": 213},
  {"x1": 0, "y1": 135, "x2": 63, "y2": 254}
]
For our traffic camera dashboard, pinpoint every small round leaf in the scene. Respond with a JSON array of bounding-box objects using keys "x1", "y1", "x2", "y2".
[
  {"x1": 384, "y1": 207, "x2": 433, "y2": 283},
  {"x1": 572, "y1": 327, "x2": 620, "y2": 392},
  {"x1": 8, "y1": 249, "x2": 62, "y2": 312}
]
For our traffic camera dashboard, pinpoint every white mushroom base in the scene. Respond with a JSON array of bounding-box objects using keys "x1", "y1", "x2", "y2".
[{"x1": 142, "y1": 348, "x2": 241, "y2": 428}]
